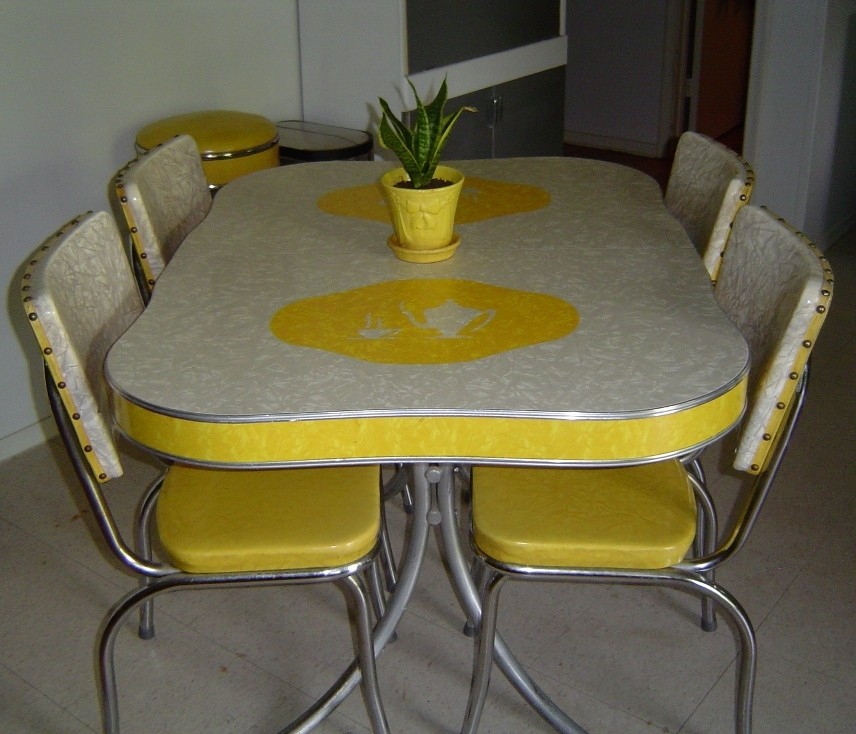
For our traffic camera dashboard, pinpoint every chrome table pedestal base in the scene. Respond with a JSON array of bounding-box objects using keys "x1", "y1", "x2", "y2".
[{"x1": 278, "y1": 463, "x2": 588, "y2": 734}]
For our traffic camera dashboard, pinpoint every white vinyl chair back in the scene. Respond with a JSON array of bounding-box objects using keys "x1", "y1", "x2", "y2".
[
  {"x1": 115, "y1": 134, "x2": 212, "y2": 290},
  {"x1": 665, "y1": 131, "x2": 754, "y2": 282},
  {"x1": 715, "y1": 206, "x2": 833, "y2": 473},
  {"x1": 21, "y1": 211, "x2": 144, "y2": 481}
]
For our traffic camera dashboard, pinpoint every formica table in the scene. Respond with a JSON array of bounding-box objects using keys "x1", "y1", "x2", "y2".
[{"x1": 106, "y1": 158, "x2": 749, "y2": 732}]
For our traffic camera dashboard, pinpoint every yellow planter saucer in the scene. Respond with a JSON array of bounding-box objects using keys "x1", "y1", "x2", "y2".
[{"x1": 387, "y1": 233, "x2": 461, "y2": 263}]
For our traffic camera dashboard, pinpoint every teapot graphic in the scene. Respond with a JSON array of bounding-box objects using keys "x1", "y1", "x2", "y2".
[
  {"x1": 357, "y1": 313, "x2": 399, "y2": 340},
  {"x1": 400, "y1": 299, "x2": 495, "y2": 338}
]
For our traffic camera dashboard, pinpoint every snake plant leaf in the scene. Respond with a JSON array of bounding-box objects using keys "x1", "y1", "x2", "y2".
[
  {"x1": 379, "y1": 114, "x2": 419, "y2": 178},
  {"x1": 411, "y1": 88, "x2": 433, "y2": 186},
  {"x1": 421, "y1": 78, "x2": 448, "y2": 154},
  {"x1": 377, "y1": 76, "x2": 475, "y2": 188},
  {"x1": 378, "y1": 96, "x2": 412, "y2": 147},
  {"x1": 425, "y1": 105, "x2": 476, "y2": 179}
]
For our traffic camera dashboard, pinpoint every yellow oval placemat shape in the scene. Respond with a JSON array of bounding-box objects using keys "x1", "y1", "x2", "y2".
[{"x1": 270, "y1": 278, "x2": 578, "y2": 364}]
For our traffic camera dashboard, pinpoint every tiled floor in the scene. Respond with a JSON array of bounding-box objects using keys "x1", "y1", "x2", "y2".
[{"x1": 2, "y1": 231, "x2": 853, "y2": 731}]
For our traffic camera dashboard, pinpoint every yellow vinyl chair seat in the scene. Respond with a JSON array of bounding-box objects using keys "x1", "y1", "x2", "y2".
[
  {"x1": 157, "y1": 465, "x2": 380, "y2": 573},
  {"x1": 472, "y1": 461, "x2": 697, "y2": 569}
]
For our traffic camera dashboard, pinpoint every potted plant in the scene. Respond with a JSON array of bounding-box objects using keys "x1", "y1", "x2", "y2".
[{"x1": 378, "y1": 78, "x2": 475, "y2": 262}]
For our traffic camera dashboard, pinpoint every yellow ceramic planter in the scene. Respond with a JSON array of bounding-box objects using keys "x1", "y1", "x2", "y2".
[{"x1": 381, "y1": 165, "x2": 464, "y2": 260}]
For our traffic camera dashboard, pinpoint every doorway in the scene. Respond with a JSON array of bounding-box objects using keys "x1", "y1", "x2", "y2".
[
  {"x1": 688, "y1": 0, "x2": 755, "y2": 153},
  {"x1": 563, "y1": 0, "x2": 755, "y2": 189}
]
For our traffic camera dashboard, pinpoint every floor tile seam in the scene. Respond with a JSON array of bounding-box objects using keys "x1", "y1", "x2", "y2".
[
  {"x1": 522, "y1": 607, "x2": 746, "y2": 718},
  {"x1": 521, "y1": 661, "x2": 676, "y2": 733},
  {"x1": 59, "y1": 693, "x2": 101, "y2": 734},
  {"x1": 245, "y1": 685, "x2": 370, "y2": 734},
  {"x1": 189, "y1": 614, "x2": 370, "y2": 729},
  {"x1": 284, "y1": 648, "x2": 392, "y2": 730},
  {"x1": 0, "y1": 503, "x2": 159, "y2": 588},
  {"x1": 190, "y1": 593, "x2": 401, "y2": 696},
  {"x1": 0, "y1": 514, "x2": 148, "y2": 605},
  {"x1": 749, "y1": 551, "x2": 819, "y2": 634},
  {"x1": 0, "y1": 606, "x2": 28, "y2": 637},
  {"x1": 177, "y1": 614, "x2": 346, "y2": 688},
  {"x1": 114, "y1": 620, "x2": 331, "y2": 731},
  {"x1": 523, "y1": 640, "x2": 730, "y2": 712},
  {"x1": 393, "y1": 598, "x2": 478, "y2": 637},
  {"x1": 404, "y1": 583, "x2": 603, "y2": 646},
  {"x1": 752, "y1": 644, "x2": 856, "y2": 689},
  {"x1": 0, "y1": 660, "x2": 96, "y2": 732},
  {"x1": 673, "y1": 658, "x2": 733, "y2": 733}
]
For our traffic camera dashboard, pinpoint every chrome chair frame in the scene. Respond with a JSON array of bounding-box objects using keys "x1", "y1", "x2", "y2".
[
  {"x1": 46, "y1": 368, "x2": 388, "y2": 734},
  {"x1": 22, "y1": 212, "x2": 390, "y2": 734},
  {"x1": 462, "y1": 365, "x2": 809, "y2": 734},
  {"x1": 461, "y1": 205, "x2": 833, "y2": 734}
]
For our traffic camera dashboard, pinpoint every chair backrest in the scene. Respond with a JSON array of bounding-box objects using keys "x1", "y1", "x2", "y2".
[
  {"x1": 714, "y1": 205, "x2": 833, "y2": 474},
  {"x1": 665, "y1": 131, "x2": 754, "y2": 282},
  {"x1": 21, "y1": 211, "x2": 144, "y2": 481},
  {"x1": 114, "y1": 134, "x2": 212, "y2": 291}
]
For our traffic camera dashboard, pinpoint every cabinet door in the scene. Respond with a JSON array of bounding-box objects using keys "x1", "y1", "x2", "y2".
[
  {"x1": 494, "y1": 66, "x2": 565, "y2": 157},
  {"x1": 437, "y1": 87, "x2": 494, "y2": 161},
  {"x1": 438, "y1": 67, "x2": 565, "y2": 160}
]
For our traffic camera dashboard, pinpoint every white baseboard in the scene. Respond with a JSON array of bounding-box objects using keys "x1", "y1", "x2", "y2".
[{"x1": 0, "y1": 417, "x2": 57, "y2": 464}]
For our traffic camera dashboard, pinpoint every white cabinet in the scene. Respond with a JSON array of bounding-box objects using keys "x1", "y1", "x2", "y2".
[{"x1": 297, "y1": 0, "x2": 567, "y2": 159}]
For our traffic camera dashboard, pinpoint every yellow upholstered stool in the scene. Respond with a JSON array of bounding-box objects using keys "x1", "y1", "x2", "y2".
[{"x1": 135, "y1": 110, "x2": 279, "y2": 190}]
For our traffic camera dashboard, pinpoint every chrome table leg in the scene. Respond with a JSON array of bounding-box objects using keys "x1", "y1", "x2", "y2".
[
  {"x1": 278, "y1": 462, "x2": 433, "y2": 733},
  {"x1": 434, "y1": 463, "x2": 589, "y2": 734}
]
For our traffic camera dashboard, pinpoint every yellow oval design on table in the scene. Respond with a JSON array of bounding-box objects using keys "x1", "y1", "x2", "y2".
[
  {"x1": 317, "y1": 176, "x2": 550, "y2": 224},
  {"x1": 270, "y1": 279, "x2": 578, "y2": 364}
]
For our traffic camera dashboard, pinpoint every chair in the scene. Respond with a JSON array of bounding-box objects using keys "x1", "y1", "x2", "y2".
[
  {"x1": 113, "y1": 134, "x2": 212, "y2": 297},
  {"x1": 665, "y1": 130, "x2": 755, "y2": 283},
  {"x1": 461, "y1": 204, "x2": 833, "y2": 734},
  {"x1": 20, "y1": 211, "x2": 390, "y2": 734}
]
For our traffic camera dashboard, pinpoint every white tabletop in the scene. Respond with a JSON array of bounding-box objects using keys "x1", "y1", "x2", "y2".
[{"x1": 107, "y1": 158, "x2": 748, "y2": 466}]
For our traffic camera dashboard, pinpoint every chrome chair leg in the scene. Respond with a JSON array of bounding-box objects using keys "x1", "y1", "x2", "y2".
[
  {"x1": 379, "y1": 465, "x2": 410, "y2": 592},
  {"x1": 100, "y1": 570, "x2": 393, "y2": 734},
  {"x1": 378, "y1": 503, "x2": 399, "y2": 593},
  {"x1": 461, "y1": 565, "x2": 504, "y2": 734},
  {"x1": 463, "y1": 556, "x2": 488, "y2": 637},
  {"x1": 99, "y1": 576, "x2": 177, "y2": 733},
  {"x1": 461, "y1": 566, "x2": 757, "y2": 734},
  {"x1": 366, "y1": 558, "x2": 387, "y2": 623},
  {"x1": 339, "y1": 574, "x2": 391, "y2": 734},
  {"x1": 678, "y1": 572, "x2": 756, "y2": 733},
  {"x1": 134, "y1": 474, "x2": 164, "y2": 640},
  {"x1": 366, "y1": 558, "x2": 397, "y2": 643},
  {"x1": 383, "y1": 463, "x2": 412, "y2": 512},
  {"x1": 279, "y1": 463, "x2": 433, "y2": 733},
  {"x1": 690, "y1": 476, "x2": 719, "y2": 631},
  {"x1": 436, "y1": 466, "x2": 588, "y2": 734}
]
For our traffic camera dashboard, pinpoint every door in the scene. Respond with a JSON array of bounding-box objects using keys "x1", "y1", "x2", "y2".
[{"x1": 690, "y1": 0, "x2": 755, "y2": 147}]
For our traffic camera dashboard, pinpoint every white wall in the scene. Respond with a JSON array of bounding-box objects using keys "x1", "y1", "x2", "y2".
[
  {"x1": 0, "y1": 0, "x2": 302, "y2": 460},
  {"x1": 298, "y1": 0, "x2": 407, "y2": 132},
  {"x1": 742, "y1": 0, "x2": 856, "y2": 248},
  {"x1": 807, "y1": 0, "x2": 856, "y2": 245}
]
